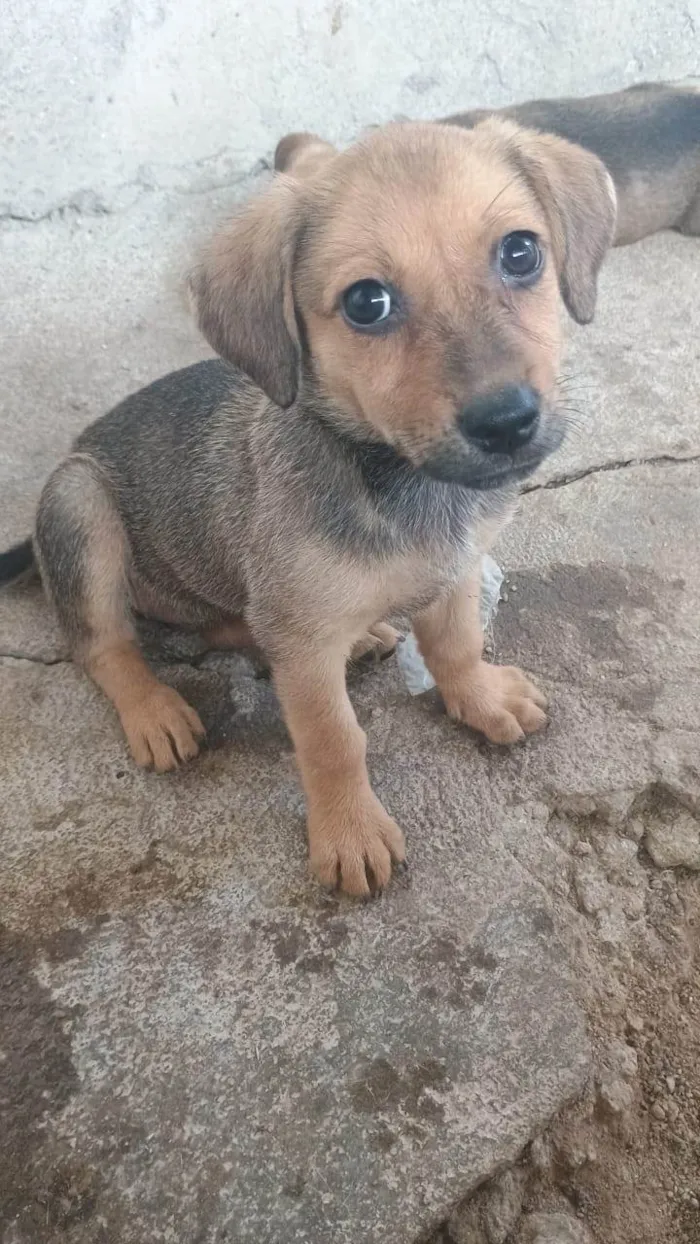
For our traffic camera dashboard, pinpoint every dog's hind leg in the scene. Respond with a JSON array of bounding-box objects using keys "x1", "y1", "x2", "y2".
[
  {"x1": 35, "y1": 456, "x2": 204, "y2": 771},
  {"x1": 349, "y1": 623, "x2": 401, "y2": 662},
  {"x1": 203, "y1": 618, "x2": 401, "y2": 665}
]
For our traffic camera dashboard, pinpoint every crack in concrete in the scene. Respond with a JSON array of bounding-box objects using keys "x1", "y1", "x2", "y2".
[
  {"x1": 1, "y1": 206, "x2": 112, "y2": 225},
  {"x1": 481, "y1": 51, "x2": 508, "y2": 91},
  {"x1": 0, "y1": 157, "x2": 270, "y2": 226},
  {"x1": 0, "y1": 648, "x2": 219, "y2": 671},
  {"x1": 0, "y1": 651, "x2": 68, "y2": 667},
  {"x1": 1, "y1": 195, "x2": 119, "y2": 225},
  {"x1": 523, "y1": 451, "x2": 700, "y2": 493}
]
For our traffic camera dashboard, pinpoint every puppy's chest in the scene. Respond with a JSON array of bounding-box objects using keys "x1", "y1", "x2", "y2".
[
  {"x1": 355, "y1": 541, "x2": 474, "y2": 621},
  {"x1": 347, "y1": 497, "x2": 513, "y2": 623}
]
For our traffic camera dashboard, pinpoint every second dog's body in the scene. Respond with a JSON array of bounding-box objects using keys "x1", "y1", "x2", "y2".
[{"x1": 444, "y1": 82, "x2": 700, "y2": 245}]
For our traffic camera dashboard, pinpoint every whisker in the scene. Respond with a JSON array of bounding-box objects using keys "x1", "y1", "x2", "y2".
[
  {"x1": 482, "y1": 203, "x2": 524, "y2": 232},
  {"x1": 517, "y1": 321, "x2": 557, "y2": 350},
  {"x1": 480, "y1": 175, "x2": 523, "y2": 226}
]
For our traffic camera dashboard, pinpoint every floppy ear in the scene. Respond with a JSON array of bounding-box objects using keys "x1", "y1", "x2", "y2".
[
  {"x1": 189, "y1": 177, "x2": 303, "y2": 408},
  {"x1": 502, "y1": 123, "x2": 617, "y2": 324},
  {"x1": 274, "y1": 131, "x2": 338, "y2": 180}
]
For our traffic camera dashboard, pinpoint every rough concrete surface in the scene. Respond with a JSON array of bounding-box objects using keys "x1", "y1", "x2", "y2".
[
  {"x1": 0, "y1": 647, "x2": 589, "y2": 1242},
  {"x1": 2, "y1": 4, "x2": 700, "y2": 1241}
]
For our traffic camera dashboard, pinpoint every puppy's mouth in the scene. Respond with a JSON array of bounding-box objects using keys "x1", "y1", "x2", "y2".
[{"x1": 419, "y1": 417, "x2": 566, "y2": 491}]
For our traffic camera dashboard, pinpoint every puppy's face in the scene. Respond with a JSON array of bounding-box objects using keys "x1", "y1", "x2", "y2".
[
  {"x1": 294, "y1": 128, "x2": 566, "y2": 487},
  {"x1": 193, "y1": 121, "x2": 616, "y2": 490}
]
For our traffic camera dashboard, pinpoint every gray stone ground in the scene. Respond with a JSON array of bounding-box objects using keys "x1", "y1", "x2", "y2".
[{"x1": 2, "y1": 115, "x2": 700, "y2": 1244}]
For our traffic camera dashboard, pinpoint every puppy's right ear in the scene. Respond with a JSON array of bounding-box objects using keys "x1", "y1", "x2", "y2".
[
  {"x1": 500, "y1": 122, "x2": 617, "y2": 325},
  {"x1": 274, "y1": 132, "x2": 338, "y2": 180},
  {"x1": 189, "y1": 177, "x2": 302, "y2": 408}
]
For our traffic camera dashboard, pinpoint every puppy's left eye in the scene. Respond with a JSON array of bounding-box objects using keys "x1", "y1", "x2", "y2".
[
  {"x1": 497, "y1": 231, "x2": 543, "y2": 283},
  {"x1": 341, "y1": 279, "x2": 394, "y2": 328}
]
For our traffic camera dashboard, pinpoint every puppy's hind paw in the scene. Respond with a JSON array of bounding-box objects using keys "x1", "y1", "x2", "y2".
[{"x1": 350, "y1": 623, "x2": 402, "y2": 663}]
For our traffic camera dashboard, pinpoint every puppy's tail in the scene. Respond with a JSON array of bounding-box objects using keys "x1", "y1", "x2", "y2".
[{"x1": 0, "y1": 538, "x2": 35, "y2": 584}]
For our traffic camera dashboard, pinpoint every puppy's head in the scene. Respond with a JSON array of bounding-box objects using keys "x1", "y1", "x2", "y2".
[{"x1": 190, "y1": 120, "x2": 616, "y2": 489}]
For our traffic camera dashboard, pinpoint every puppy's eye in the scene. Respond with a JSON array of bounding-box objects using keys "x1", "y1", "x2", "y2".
[
  {"x1": 497, "y1": 231, "x2": 543, "y2": 282},
  {"x1": 341, "y1": 279, "x2": 394, "y2": 328}
]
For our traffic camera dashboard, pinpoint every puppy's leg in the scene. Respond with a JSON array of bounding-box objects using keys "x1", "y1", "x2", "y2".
[
  {"x1": 272, "y1": 643, "x2": 405, "y2": 895},
  {"x1": 35, "y1": 456, "x2": 204, "y2": 771},
  {"x1": 413, "y1": 563, "x2": 547, "y2": 744}
]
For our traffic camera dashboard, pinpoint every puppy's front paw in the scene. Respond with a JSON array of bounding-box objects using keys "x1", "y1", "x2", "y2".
[
  {"x1": 120, "y1": 684, "x2": 205, "y2": 772},
  {"x1": 442, "y1": 661, "x2": 547, "y2": 745},
  {"x1": 308, "y1": 792, "x2": 406, "y2": 897}
]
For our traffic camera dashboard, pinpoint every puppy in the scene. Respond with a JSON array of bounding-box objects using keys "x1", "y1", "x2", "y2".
[
  {"x1": 442, "y1": 81, "x2": 700, "y2": 246},
  {"x1": 0, "y1": 118, "x2": 616, "y2": 895}
]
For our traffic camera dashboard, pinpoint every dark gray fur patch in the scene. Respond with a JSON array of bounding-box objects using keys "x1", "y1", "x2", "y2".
[
  {"x1": 264, "y1": 402, "x2": 509, "y2": 559},
  {"x1": 445, "y1": 84, "x2": 700, "y2": 187}
]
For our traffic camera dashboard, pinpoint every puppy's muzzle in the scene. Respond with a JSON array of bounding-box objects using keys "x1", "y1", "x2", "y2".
[
  {"x1": 421, "y1": 383, "x2": 562, "y2": 490},
  {"x1": 459, "y1": 384, "x2": 540, "y2": 454}
]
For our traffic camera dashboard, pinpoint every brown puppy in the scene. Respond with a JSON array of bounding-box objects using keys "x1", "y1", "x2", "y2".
[
  {"x1": 1, "y1": 118, "x2": 616, "y2": 895},
  {"x1": 278, "y1": 81, "x2": 699, "y2": 246}
]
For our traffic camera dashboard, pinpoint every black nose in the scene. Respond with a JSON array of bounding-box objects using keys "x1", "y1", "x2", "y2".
[{"x1": 459, "y1": 384, "x2": 541, "y2": 454}]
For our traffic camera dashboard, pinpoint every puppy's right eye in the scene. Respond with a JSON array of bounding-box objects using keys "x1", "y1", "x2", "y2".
[
  {"x1": 341, "y1": 280, "x2": 394, "y2": 329},
  {"x1": 497, "y1": 231, "x2": 543, "y2": 284}
]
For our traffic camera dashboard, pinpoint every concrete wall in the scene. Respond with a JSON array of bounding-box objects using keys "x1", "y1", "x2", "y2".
[{"x1": 2, "y1": 0, "x2": 699, "y2": 218}]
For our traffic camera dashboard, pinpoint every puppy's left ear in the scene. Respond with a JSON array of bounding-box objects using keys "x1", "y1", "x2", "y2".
[
  {"x1": 504, "y1": 123, "x2": 617, "y2": 324},
  {"x1": 189, "y1": 177, "x2": 303, "y2": 408},
  {"x1": 274, "y1": 131, "x2": 338, "y2": 180}
]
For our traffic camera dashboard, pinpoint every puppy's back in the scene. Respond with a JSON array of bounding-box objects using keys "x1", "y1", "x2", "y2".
[
  {"x1": 72, "y1": 359, "x2": 260, "y2": 603},
  {"x1": 76, "y1": 359, "x2": 242, "y2": 464}
]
